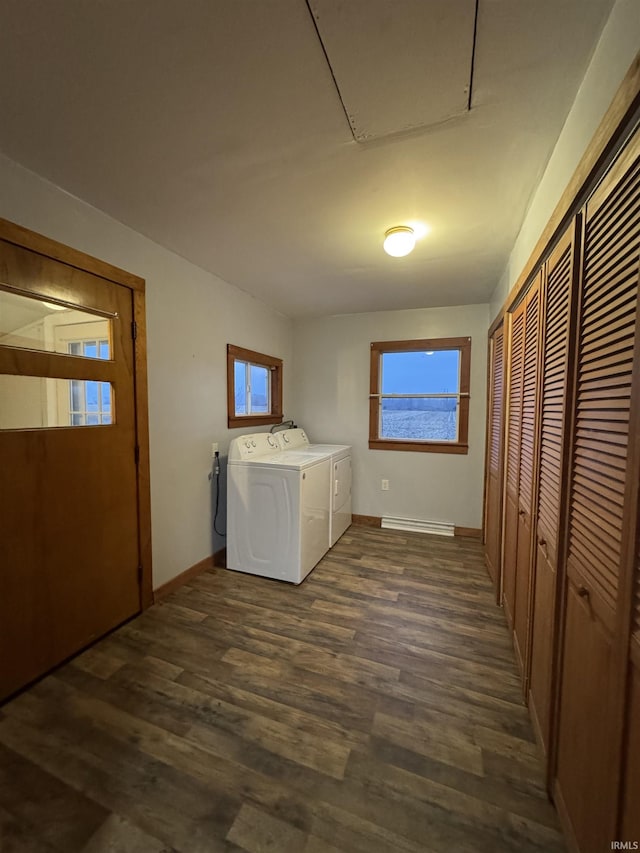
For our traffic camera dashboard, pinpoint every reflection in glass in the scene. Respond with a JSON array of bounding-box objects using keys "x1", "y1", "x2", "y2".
[
  {"x1": 0, "y1": 375, "x2": 115, "y2": 429},
  {"x1": 0, "y1": 289, "x2": 111, "y2": 358},
  {"x1": 234, "y1": 361, "x2": 247, "y2": 414},
  {"x1": 250, "y1": 364, "x2": 269, "y2": 413}
]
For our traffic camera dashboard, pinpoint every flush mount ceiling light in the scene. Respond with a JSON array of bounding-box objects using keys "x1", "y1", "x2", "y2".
[
  {"x1": 43, "y1": 301, "x2": 67, "y2": 311},
  {"x1": 383, "y1": 226, "x2": 416, "y2": 257}
]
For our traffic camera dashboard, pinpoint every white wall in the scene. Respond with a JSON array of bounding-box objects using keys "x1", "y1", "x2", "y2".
[
  {"x1": 0, "y1": 152, "x2": 293, "y2": 588},
  {"x1": 490, "y1": 0, "x2": 640, "y2": 318},
  {"x1": 291, "y1": 304, "x2": 490, "y2": 529}
]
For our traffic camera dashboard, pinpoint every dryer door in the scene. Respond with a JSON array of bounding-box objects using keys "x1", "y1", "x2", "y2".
[
  {"x1": 300, "y1": 459, "x2": 331, "y2": 580},
  {"x1": 332, "y1": 456, "x2": 352, "y2": 545}
]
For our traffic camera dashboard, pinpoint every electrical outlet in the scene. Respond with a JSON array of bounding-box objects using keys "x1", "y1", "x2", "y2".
[
  {"x1": 211, "y1": 442, "x2": 219, "y2": 457},
  {"x1": 381, "y1": 479, "x2": 389, "y2": 491}
]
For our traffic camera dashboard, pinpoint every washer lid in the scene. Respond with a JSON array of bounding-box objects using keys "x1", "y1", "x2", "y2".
[
  {"x1": 244, "y1": 450, "x2": 330, "y2": 471},
  {"x1": 306, "y1": 444, "x2": 351, "y2": 456}
]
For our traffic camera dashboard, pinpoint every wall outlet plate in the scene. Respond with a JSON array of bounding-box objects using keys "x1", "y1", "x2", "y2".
[
  {"x1": 211, "y1": 442, "x2": 219, "y2": 457},
  {"x1": 381, "y1": 479, "x2": 389, "y2": 490}
]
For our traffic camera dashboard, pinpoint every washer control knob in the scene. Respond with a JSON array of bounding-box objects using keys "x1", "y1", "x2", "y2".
[
  {"x1": 251, "y1": 440, "x2": 256, "y2": 447},
  {"x1": 244, "y1": 440, "x2": 251, "y2": 449}
]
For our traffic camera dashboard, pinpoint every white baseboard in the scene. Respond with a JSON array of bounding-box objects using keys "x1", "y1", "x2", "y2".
[{"x1": 381, "y1": 516, "x2": 455, "y2": 536}]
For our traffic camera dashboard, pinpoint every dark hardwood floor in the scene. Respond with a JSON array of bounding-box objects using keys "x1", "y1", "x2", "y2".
[{"x1": 0, "y1": 525, "x2": 565, "y2": 853}]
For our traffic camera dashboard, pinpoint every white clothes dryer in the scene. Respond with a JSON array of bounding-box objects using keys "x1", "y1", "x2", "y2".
[
  {"x1": 227, "y1": 432, "x2": 331, "y2": 584},
  {"x1": 277, "y1": 429, "x2": 352, "y2": 546}
]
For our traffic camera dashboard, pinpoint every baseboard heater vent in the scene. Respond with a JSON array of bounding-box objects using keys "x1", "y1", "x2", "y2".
[{"x1": 381, "y1": 516, "x2": 455, "y2": 537}]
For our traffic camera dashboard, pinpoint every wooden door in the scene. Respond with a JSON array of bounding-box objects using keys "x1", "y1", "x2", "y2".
[
  {"x1": 503, "y1": 304, "x2": 525, "y2": 630},
  {"x1": 621, "y1": 570, "x2": 640, "y2": 841},
  {"x1": 528, "y1": 222, "x2": 580, "y2": 755},
  {"x1": 554, "y1": 136, "x2": 640, "y2": 853},
  {"x1": 513, "y1": 275, "x2": 542, "y2": 676},
  {"x1": 0, "y1": 238, "x2": 142, "y2": 701},
  {"x1": 484, "y1": 323, "x2": 505, "y2": 592}
]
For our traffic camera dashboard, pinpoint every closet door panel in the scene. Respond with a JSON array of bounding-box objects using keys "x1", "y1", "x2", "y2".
[
  {"x1": 503, "y1": 306, "x2": 525, "y2": 628},
  {"x1": 621, "y1": 657, "x2": 640, "y2": 840},
  {"x1": 514, "y1": 277, "x2": 541, "y2": 674},
  {"x1": 555, "y1": 137, "x2": 639, "y2": 853},
  {"x1": 621, "y1": 536, "x2": 640, "y2": 839},
  {"x1": 529, "y1": 543, "x2": 556, "y2": 744},
  {"x1": 484, "y1": 325, "x2": 505, "y2": 589},
  {"x1": 556, "y1": 581, "x2": 618, "y2": 852},
  {"x1": 529, "y1": 223, "x2": 579, "y2": 754}
]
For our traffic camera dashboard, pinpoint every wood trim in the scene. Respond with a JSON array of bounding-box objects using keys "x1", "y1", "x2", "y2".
[
  {"x1": 631, "y1": 637, "x2": 640, "y2": 671},
  {"x1": 133, "y1": 288, "x2": 153, "y2": 610},
  {"x1": 0, "y1": 216, "x2": 145, "y2": 291},
  {"x1": 454, "y1": 526, "x2": 482, "y2": 538},
  {"x1": 488, "y1": 51, "x2": 640, "y2": 336},
  {"x1": 153, "y1": 555, "x2": 214, "y2": 602},
  {"x1": 227, "y1": 343, "x2": 283, "y2": 429},
  {"x1": 552, "y1": 780, "x2": 581, "y2": 853},
  {"x1": 370, "y1": 336, "x2": 472, "y2": 353},
  {"x1": 369, "y1": 336, "x2": 471, "y2": 454},
  {"x1": 369, "y1": 439, "x2": 468, "y2": 454},
  {"x1": 528, "y1": 686, "x2": 548, "y2": 761},
  {"x1": 352, "y1": 514, "x2": 382, "y2": 528}
]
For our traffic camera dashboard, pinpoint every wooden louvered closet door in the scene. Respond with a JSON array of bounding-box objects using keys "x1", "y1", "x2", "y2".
[
  {"x1": 621, "y1": 532, "x2": 640, "y2": 840},
  {"x1": 554, "y1": 133, "x2": 640, "y2": 853},
  {"x1": 502, "y1": 302, "x2": 526, "y2": 630},
  {"x1": 484, "y1": 324, "x2": 505, "y2": 591},
  {"x1": 513, "y1": 274, "x2": 542, "y2": 676},
  {"x1": 528, "y1": 222, "x2": 579, "y2": 756}
]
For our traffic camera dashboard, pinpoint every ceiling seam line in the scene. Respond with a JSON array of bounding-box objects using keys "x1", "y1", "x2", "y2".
[
  {"x1": 304, "y1": 0, "x2": 359, "y2": 143},
  {"x1": 467, "y1": 0, "x2": 480, "y2": 111}
]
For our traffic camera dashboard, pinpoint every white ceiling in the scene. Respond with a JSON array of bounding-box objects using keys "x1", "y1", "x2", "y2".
[{"x1": 0, "y1": 0, "x2": 614, "y2": 317}]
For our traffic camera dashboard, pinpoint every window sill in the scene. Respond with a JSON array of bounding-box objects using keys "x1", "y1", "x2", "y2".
[
  {"x1": 228, "y1": 414, "x2": 283, "y2": 429},
  {"x1": 369, "y1": 439, "x2": 469, "y2": 455}
]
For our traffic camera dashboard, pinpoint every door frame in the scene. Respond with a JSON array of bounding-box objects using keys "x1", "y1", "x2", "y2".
[{"x1": 0, "y1": 215, "x2": 153, "y2": 610}]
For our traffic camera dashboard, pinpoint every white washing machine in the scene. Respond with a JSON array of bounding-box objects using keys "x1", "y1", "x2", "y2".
[
  {"x1": 227, "y1": 432, "x2": 331, "y2": 584},
  {"x1": 277, "y1": 429, "x2": 352, "y2": 546}
]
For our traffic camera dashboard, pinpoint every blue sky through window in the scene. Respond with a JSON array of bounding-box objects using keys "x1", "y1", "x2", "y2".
[{"x1": 381, "y1": 350, "x2": 460, "y2": 395}]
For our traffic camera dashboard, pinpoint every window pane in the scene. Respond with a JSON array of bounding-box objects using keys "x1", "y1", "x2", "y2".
[
  {"x1": 234, "y1": 360, "x2": 247, "y2": 414},
  {"x1": 86, "y1": 380, "x2": 99, "y2": 411},
  {"x1": 0, "y1": 288, "x2": 111, "y2": 358},
  {"x1": 0, "y1": 375, "x2": 115, "y2": 429},
  {"x1": 101, "y1": 383, "x2": 111, "y2": 411},
  {"x1": 71, "y1": 379, "x2": 84, "y2": 411},
  {"x1": 381, "y1": 397, "x2": 458, "y2": 441},
  {"x1": 250, "y1": 364, "x2": 269, "y2": 413},
  {"x1": 381, "y1": 350, "x2": 460, "y2": 395}
]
